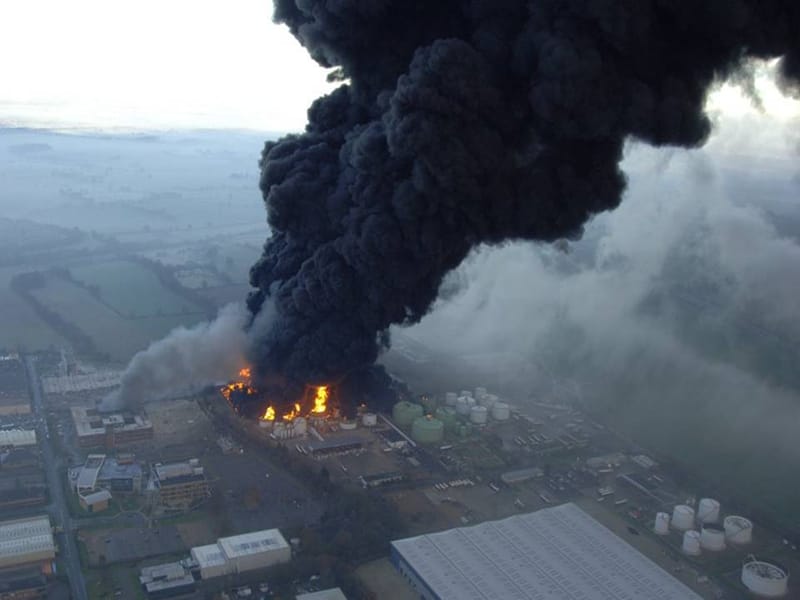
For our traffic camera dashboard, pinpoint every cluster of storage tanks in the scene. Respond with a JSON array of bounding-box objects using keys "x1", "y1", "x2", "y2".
[
  {"x1": 391, "y1": 387, "x2": 511, "y2": 445},
  {"x1": 652, "y1": 498, "x2": 788, "y2": 596}
]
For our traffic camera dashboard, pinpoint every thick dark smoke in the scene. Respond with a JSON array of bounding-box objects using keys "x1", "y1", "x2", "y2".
[{"x1": 248, "y1": 0, "x2": 800, "y2": 386}]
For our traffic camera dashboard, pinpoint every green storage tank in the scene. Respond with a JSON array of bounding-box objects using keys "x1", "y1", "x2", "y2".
[
  {"x1": 420, "y1": 395, "x2": 438, "y2": 414},
  {"x1": 435, "y1": 407, "x2": 459, "y2": 434},
  {"x1": 393, "y1": 401, "x2": 424, "y2": 428},
  {"x1": 411, "y1": 416, "x2": 445, "y2": 445}
]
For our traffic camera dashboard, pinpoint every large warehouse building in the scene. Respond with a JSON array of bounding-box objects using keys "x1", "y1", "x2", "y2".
[
  {"x1": 191, "y1": 529, "x2": 291, "y2": 579},
  {"x1": 0, "y1": 516, "x2": 55, "y2": 573},
  {"x1": 391, "y1": 503, "x2": 702, "y2": 600}
]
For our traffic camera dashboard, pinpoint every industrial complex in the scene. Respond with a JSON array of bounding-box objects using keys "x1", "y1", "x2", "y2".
[{"x1": 391, "y1": 503, "x2": 701, "y2": 599}]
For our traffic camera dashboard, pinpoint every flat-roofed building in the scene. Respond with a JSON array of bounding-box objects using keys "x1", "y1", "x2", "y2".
[
  {"x1": 190, "y1": 544, "x2": 228, "y2": 580},
  {"x1": 71, "y1": 406, "x2": 153, "y2": 448},
  {"x1": 0, "y1": 356, "x2": 30, "y2": 416},
  {"x1": 190, "y1": 529, "x2": 291, "y2": 579},
  {"x1": 0, "y1": 430, "x2": 36, "y2": 449},
  {"x1": 74, "y1": 454, "x2": 105, "y2": 494},
  {"x1": 391, "y1": 503, "x2": 702, "y2": 600},
  {"x1": 79, "y1": 489, "x2": 111, "y2": 513},
  {"x1": 0, "y1": 567, "x2": 47, "y2": 600},
  {"x1": 0, "y1": 516, "x2": 55, "y2": 573},
  {"x1": 296, "y1": 589, "x2": 348, "y2": 600},
  {"x1": 152, "y1": 460, "x2": 209, "y2": 510},
  {"x1": 139, "y1": 561, "x2": 196, "y2": 599},
  {"x1": 71, "y1": 455, "x2": 142, "y2": 495},
  {"x1": 306, "y1": 437, "x2": 363, "y2": 458},
  {"x1": 0, "y1": 470, "x2": 46, "y2": 510}
]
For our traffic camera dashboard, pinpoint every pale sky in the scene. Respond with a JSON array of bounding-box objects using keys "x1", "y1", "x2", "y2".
[
  {"x1": 0, "y1": 1, "x2": 797, "y2": 133},
  {"x1": 0, "y1": 0, "x2": 334, "y2": 132}
]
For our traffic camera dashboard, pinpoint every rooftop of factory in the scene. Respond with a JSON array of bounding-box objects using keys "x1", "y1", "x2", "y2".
[
  {"x1": 391, "y1": 502, "x2": 702, "y2": 600},
  {"x1": 191, "y1": 544, "x2": 227, "y2": 569},
  {"x1": 305, "y1": 436, "x2": 363, "y2": 453},
  {"x1": 0, "y1": 355, "x2": 28, "y2": 400},
  {"x1": 139, "y1": 561, "x2": 196, "y2": 594},
  {"x1": 70, "y1": 406, "x2": 152, "y2": 436},
  {"x1": 80, "y1": 489, "x2": 112, "y2": 505},
  {"x1": 296, "y1": 588, "x2": 348, "y2": 600},
  {"x1": 218, "y1": 529, "x2": 290, "y2": 559},
  {"x1": 99, "y1": 457, "x2": 142, "y2": 479},
  {"x1": 76, "y1": 454, "x2": 105, "y2": 490},
  {"x1": 0, "y1": 516, "x2": 54, "y2": 562},
  {"x1": 153, "y1": 460, "x2": 205, "y2": 486},
  {"x1": 0, "y1": 429, "x2": 36, "y2": 448}
]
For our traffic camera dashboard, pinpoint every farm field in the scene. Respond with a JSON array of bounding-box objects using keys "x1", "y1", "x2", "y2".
[
  {"x1": 70, "y1": 259, "x2": 207, "y2": 317},
  {"x1": 30, "y1": 277, "x2": 205, "y2": 361},
  {"x1": 0, "y1": 265, "x2": 67, "y2": 351}
]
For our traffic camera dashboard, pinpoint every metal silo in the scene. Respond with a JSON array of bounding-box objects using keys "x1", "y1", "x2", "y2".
[
  {"x1": 697, "y1": 498, "x2": 720, "y2": 524},
  {"x1": 445, "y1": 392, "x2": 458, "y2": 406},
  {"x1": 469, "y1": 405, "x2": 488, "y2": 425},
  {"x1": 700, "y1": 525, "x2": 726, "y2": 551},
  {"x1": 742, "y1": 560, "x2": 789, "y2": 597},
  {"x1": 653, "y1": 512, "x2": 670, "y2": 535},
  {"x1": 724, "y1": 516, "x2": 753, "y2": 545},
  {"x1": 491, "y1": 402, "x2": 510, "y2": 421},
  {"x1": 411, "y1": 416, "x2": 444, "y2": 445},
  {"x1": 672, "y1": 505, "x2": 695, "y2": 531},
  {"x1": 682, "y1": 530, "x2": 701, "y2": 555},
  {"x1": 393, "y1": 401, "x2": 424, "y2": 428}
]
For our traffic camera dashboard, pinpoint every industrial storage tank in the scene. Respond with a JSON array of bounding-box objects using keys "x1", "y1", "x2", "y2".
[
  {"x1": 362, "y1": 413, "x2": 377, "y2": 427},
  {"x1": 420, "y1": 395, "x2": 438, "y2": 414},
  {"x1": 445, "y1": 392, "x2": 458, "y2": 406},
  {"x1": 293, "y1": 417, "x2": 308, "y2": 435},
  {"x1": 700, "y1": 525, "x2": 726, "y2": 551},
  {"x1": 456, "y1": 397, "x2": 472, "y2": 416},
  {"x1": 491, "y1": 402, "x2": 510, "y2": 421},
  {"x1": 724, "y1": 516, "x2": 753, "y2": 545},
  {"x1": 672, "y1": 505, "x2": 695, "y2": 531},
  {"x1": 411, "y1": 416, "x2": 444, "y2": 445},
  {"x1": 653, "y1": 512, "x2": 670, "y2": 535},
  {"x1": 474, "y1": 387, "x2": 488, "y2": 400},
  {"x1": 469, "y1": 405, "x2": 488, "y2": 425},
  {"x1": 741, "y1": 560, "x2": 789, "y2": 597},
  {"x1": 479, "y1": 394, "x2": 498, "y2": 409},
  {"x1": 393, "y1": 401, "x2": 424, "y2": 428},
  {"x1": 459, "y1": 390, "x2": 473, "y2": 399},
  {"x1": 340, "y1": 419, "x2": 357, "y2": 430},
  {"x1": 682, "y1": 530, "x2": 701, "y2": 555},
  {"x1": 697, "y1": 498, "x2": 721, "y2": 523},
  {"x1": 435, "y1": 407, "x2": 458, "y2": 433}
]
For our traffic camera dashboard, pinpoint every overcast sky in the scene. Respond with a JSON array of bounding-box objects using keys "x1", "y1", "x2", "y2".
[
  {"x1": 0, "y1": 0, "x2": 334, "y2": 132},
  {"x1": 0, "y1": 1, "x2": 798, "y2": 133}
]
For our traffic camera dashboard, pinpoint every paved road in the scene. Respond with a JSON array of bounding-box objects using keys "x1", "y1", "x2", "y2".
[{"x1": 23, "y1": 355, "x2": 88, "y2": 600}]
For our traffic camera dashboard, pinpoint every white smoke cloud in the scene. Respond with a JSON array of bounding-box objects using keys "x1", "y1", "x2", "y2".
[{"x1": 102, "y1": 302, "x2": 263, "y2": 411}]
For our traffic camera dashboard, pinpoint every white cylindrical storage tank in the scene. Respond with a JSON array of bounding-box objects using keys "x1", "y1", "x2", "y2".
[
  {"x1": 697, "y1": 498, "x2": 721, "y2": 523},
  {"x1": 672, "y1": 505, "x2": 695, "y2": 531},
  {"x1": 445, "y1": 392, "x2": 458, "y2": 406},
  {"x1": 456, "y1": 397, "x2": 471, "y2": 416},
  {"x1": 293, "y1": 417, "x2": 308, "y2": 435},
  {"x1": 474, "y1": 387, "x2": 488, "y2": 400},
  {"x1": 459, "y1": 390, "x2": 473, "y2": 399},
  {"x1": 469, "y1": 405, "x2": 488, "y2": 425},
  {"x1": 491, "y1": 402, "x2": 510, "y2": 421},
  {"x1": 340, "y1": 419, "x2": 357, "y2": 430},
  {"x1": 682, "y1": 530, "x2": 701, "y2": 555},
  {"x1": 700, "y1": 525, "x2": 726, "y2": 551},
  {"x1": 653, "y1": 512, "x2": 670, "y2": 535},
  {"x1": 362, "y1": 412, "x2": 377, "y2": 427},
  {"x1": 741, "y1": 560, "x2": 789, "y2": 597},
  {"x1": 259, "y1": 420, "x2": 271, "y2": 429},
  {"x1": 724, "y1": 516, "x2": 753, "y2": 545},
  {"x1": 479, "y1": 393, "x2": 498, "y2": 409}
]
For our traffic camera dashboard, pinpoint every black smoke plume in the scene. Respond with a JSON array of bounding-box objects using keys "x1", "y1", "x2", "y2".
[{"x1": 248, "y1": 0, "x2": 800, "y2": 388}]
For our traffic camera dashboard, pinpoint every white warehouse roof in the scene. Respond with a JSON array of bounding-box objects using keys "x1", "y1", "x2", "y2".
[
  {"x1": 191, "y1": 544, "x2": 227, "y2": 569},
  {"x1": 0, "y1": 429, "x2": 36, "y2": 447},
  {"x1": 392, "y1": 503, "x2": 702, "y2": 600},
  {"x1": 0, "y1": 516, "x2": 55, "y2": 564},
  {"x1": 219, "y1": 529, "x2": 289, "y2": 559}
]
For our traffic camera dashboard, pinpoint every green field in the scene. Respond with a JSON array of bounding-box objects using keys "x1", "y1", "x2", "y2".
[
  {"x1": 70, "y1": 260, "x2": 207, "y2": 318},
  {"x1": 0, "y1": 265, "x2": 67, "y2": 351},
  {"x1": 30, "y1": 278, "x2": 204, "y2": 361}
]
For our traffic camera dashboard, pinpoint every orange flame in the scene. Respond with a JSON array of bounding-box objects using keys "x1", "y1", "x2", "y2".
[
  {"x1": 282, "y1": 403, "x2": 302, "y2": 421},
  {"x1": 312, "y1": 386, "x2": 328, "y2": 414},
  {"x1": 262, "y1": 406, "x2": 276, "y2": 421},
  {"x1": 238, "y1": 367, "x2": 251, "y2": 380}
]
